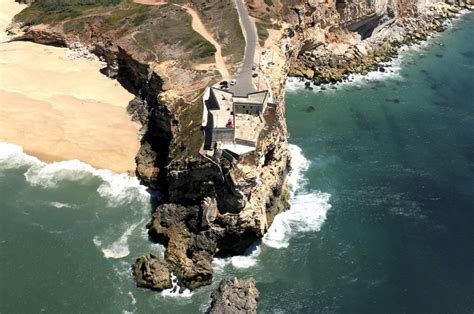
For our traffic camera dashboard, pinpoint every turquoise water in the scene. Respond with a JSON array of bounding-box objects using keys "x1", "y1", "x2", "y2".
[{"x1": 1, "y1": 12, "x2": 473, "y2": 313}]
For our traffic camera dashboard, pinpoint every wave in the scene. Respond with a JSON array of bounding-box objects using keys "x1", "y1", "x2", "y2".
[
  {"x1": 50, "y1": 201, "x2": 74, "y2": 209},
  {"x1": 262, "y1": 144, "x2": 332, "y2": 249},
  {"x1": 161, "y1": 273, "x2": 193, "y2": 298},
  {"x1": 212, "y1": 144, "x2": 332, "y2": 269},
  {"x1": 286, "y1": 56, "x2": 404, "y2": 93},
  {"x1": 0, "y1": 142, "x2": 43, "y2": 169},
  {"x1": 0, "y1": 142, "x2": 150, "y2": 207},
  {"x1": 287, "y1": 12, "x2": 472, "y2": 94},
  {"x1": 98, "y1": 220, "x2": 144, "y2": 259},
  {"x1": 212, "y1": 243, "x2": 262, "y2": 271}
]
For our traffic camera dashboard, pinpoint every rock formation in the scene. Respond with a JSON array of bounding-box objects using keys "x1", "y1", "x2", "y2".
[
  {"x1": 275, "y1": 0, "x2": 473, "y2": 84},
  {"x1": 10, "y1": 0, "x2": 472, "y2": 294},
  {"x1": 132, "y1": 254, "x2": 172, "y2": 291},
  {"x1": 208, "y1": 278, "x2": 260, "y2": 314}
]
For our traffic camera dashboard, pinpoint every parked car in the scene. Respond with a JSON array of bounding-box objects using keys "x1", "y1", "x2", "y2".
[{"x1": 230, "y1": 79, "x2": 236, "y2": 86}]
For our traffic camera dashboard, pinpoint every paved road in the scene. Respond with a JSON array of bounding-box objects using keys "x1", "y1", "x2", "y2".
[{"x1": 230, "y1": 0, "x2": 257, "y2": 96}]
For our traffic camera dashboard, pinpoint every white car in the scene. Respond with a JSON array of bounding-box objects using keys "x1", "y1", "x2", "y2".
[{"x1": 230, "y1": 79, "x2": 236, "y2": 86}]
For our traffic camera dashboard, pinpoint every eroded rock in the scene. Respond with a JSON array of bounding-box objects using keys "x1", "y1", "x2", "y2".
[
  {"x1": 208, "y1": 277, "x2": 260, "y2": 314},
  {"x1": 132, "y1": 254, "x2": 172, "y2": 291}
]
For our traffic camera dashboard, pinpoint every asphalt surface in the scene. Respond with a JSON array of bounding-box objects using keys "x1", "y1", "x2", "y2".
[{"x1": 229, "y1": 0, "x2": 257, "y2": 96}]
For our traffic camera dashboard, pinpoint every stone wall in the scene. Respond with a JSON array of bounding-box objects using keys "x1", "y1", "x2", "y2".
[
  {"x1": 212, "y1": 128, "x2": 235, "y2": 144},
  {"x1": 235, "y1": 138, "x2": 257, "y2": 147},
  {"x1": 234, "y1": 103, "x2": 263, "y2": 115}
]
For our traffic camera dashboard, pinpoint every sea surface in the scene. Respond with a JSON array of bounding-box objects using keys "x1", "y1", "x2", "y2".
[{"x1": 1, "y1": 12, "x2": 473, "y2": 314}]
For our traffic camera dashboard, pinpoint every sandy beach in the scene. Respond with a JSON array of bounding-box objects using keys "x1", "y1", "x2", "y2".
[{"x1": 0, "y1": 0, "x2": 140, "y2": 173}]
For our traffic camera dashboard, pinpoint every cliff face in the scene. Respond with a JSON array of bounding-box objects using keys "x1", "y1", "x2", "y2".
[
  {"x1": 11, "y1": 0, "x2": 291, "y2": 290},
  {"x1": 10, "y1": 0, "x2": 471, "y2": 293},
  {"x1": 275, "y1": 0, "x2": 472, "y2": 83}
]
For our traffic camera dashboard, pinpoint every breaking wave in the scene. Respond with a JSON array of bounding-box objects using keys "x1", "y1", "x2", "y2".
[
  {"x1": 161, "y1": 274, "x2": 193, "y2": 298},
  {"x1": 50, "y1": 201, "x2": 74, "y2": 209},
  {"x1": 212, "y1": 243, "x2": 261, "y2": 271},
  {"x1": 263, "y1": 144, "x2": 332, "y2": 249},
  {"x1": 286, "y1": 55, "x2": 404, "y2": 93},
  {"x1": 213, "y1": 144, "x2": 332, "y2": 270},
  {"x1": 0, "y1": 142, "x2": 149, "y2": 207},
  {"x1": 96, "y1": 220, "x2": 144, "y2": 259}
]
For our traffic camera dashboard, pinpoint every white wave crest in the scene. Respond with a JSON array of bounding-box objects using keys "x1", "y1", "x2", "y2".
[
  {"x1": 100, "y1": 220, "x2": 143, "y2": 259},
  {"x1": 211, "y1": 257, "x2": 230, "y2": 274},
  {"x1": 128, "y1": 291, "x2": 137, "y2": 305},
  {"x1": 161, "y1": 274, "x2": 193, "y2": 298},
  {"x1": 25, "y1": 159, "x2": 96, "y2": 187},
  {"x1": 230, "y1": 244, "x2": 261, "y2": 269},
  {"x1": 263, "y1": 144, "x2": 332, "y2": 249},
  {"x1": 0, "y1": 143, "x2": 149, "y2": 207},
  {"x1": 0, "y1": 142, "x2": 43, "y2": 169},
  {"x1": 50, "y1": 201, "x2": 74, "y2": 209}
]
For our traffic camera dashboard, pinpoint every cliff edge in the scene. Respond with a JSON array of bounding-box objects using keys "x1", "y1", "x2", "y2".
[{"x1": 8, "y1": 0, "x2": 472, "y2": 294}]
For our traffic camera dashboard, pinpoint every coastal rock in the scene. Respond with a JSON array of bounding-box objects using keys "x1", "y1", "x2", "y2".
[
  {"x1": 147, "y1": 203, "x2": 215, "y2": 289},
  {"x1": 132, "y1": 254, "x2": 172, "y2": 291},
  {"x1": 208, "y1": 277, "x2": 260, "y2": 314}
]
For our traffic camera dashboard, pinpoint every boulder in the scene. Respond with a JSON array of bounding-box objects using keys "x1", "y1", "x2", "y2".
[
  {"x1": 132, "y1": 254, "x2": 172, "y2": 291},
  {"x1": 208, "y1": 277, "x2": 260, "y2": 314}
]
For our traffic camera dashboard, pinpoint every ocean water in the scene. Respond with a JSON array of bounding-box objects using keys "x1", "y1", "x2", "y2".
[{"x1": 1, "y1": 12, "x2": 473, "y2": 314}]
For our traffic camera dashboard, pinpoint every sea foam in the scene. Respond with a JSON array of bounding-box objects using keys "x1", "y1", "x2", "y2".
[
  {"x1": 0, "y1": 142, "x2": 150, "y2": 207},
  {"x1": 161, "y1": 273, "x2": 193, "y2": 298},
  {"x1": 262, "y1": 144, "x2": 332, "y2": 249},
  {"x1": 99, "y1": 220, "x2": 144, "y2": 259},
  {"x1": 213, "y1": 144, "x2": 332, "y2": 270}
]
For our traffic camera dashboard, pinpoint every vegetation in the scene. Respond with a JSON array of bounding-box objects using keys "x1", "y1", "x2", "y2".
[
  {"x1": 170, "y1": 97, "x2": 204, "y2": 160},
  {"x1": 256, "y1": 22, "x2": 270, "y2": 46},
  {"x1": 15, "y1": 0, "x2": 130, "y2": 24},
  {"x1": 264, "y1": 0, "x2": 273, "y2": 6},
  {"x1": 18, "y1": 1, "x2": 216, "y2": 62},
  {"x1": 187, "y1": 0, "x2": 245, "y2": 63},
  {"x1": 133, "y1": 6, "x2": 216, "y2": 61}
]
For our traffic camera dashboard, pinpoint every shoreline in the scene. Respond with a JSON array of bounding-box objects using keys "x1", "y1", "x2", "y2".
[
  {"x1": 291, "y1": 5, "x2": 473, "y2": 87},
  {"x1": 0, "y1": 0, "x2": 140, "y2": 174},
  {"x1": 288, "y1": 9, "x2": 472, "y2": 92}
]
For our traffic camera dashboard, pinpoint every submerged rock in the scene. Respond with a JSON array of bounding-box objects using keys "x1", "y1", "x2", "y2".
[
  {"x1": 132, "y1": 254, "x2": 172, "y2": 291},
  {"x1": 208, "y1": 278, "x2": 260, "y2": 314}
]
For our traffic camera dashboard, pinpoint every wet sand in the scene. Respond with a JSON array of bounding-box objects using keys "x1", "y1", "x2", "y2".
[{"x1": 0, "y1": 0, "x2": 140, "y2": 173}]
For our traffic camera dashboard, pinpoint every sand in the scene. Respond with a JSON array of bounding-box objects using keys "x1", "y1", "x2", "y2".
[{"x1": 0, "y1": 0, "x2": 140, "y2": 173}]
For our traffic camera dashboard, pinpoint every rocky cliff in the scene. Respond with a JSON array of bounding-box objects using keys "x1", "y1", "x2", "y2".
[
  {"x1": 208, "y1": 277, "x2": 260, "y2": 314},
  {"x1": 9, "y1": 0, "x2": 472, "y2": 295},
  {"x1": 10, "y1": 0, "x2": 291, "y2": 291},
  {"x1": 262, "y1": 0, "x2": 473, "y2": 83}
]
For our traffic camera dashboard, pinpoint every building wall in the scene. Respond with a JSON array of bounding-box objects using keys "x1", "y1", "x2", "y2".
[
  {"x1": 234, "y1": 103, "x2": 263, "y2": 115},
  {"x1": 212, "y1": 128, "x2": 235, "y2": 144},
  {"x1": 235, "y1": 138, "x2": 256, "y2": 147}
]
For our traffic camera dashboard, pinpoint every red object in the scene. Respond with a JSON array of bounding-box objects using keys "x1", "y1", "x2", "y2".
[{"x1": 226, "y1": 118, "x2": 233, "y2": 128}]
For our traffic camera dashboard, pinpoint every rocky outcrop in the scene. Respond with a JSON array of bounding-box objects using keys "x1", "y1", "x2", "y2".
[
  {"x1": 283, "y1": 0, "x2": 473, "y2": 84},
  {"x1": 208, "y1": 277, "x2": 260, "y2": 314},
  {"x1": 132, "y1": 254, "x2": 172, "y2": 291},
  {"x1": 12, "y1": 0, "x2": 466, "y2": 299}
]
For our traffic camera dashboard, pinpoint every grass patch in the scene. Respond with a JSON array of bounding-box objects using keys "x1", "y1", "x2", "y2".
[
  {"x1": 256, "y1": 21, "x2": 270, "y2": 46},
  {"x1": 15, "y1": 0, "x2": 130, "y2": 25},
  {"x1": 133, "y1": 6, "x2": 216, "y2": 61},
  {"x1": 188, "y1": 0, "x2": 245, "y2": 63},
  {"x1": 170, "y1": 98, "x2": 204, "y2": 160}
]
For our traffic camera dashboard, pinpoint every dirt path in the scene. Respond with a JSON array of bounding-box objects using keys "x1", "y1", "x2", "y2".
[{"x1": 133, "y1": 0, "x2": 230, "y2": 80}]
